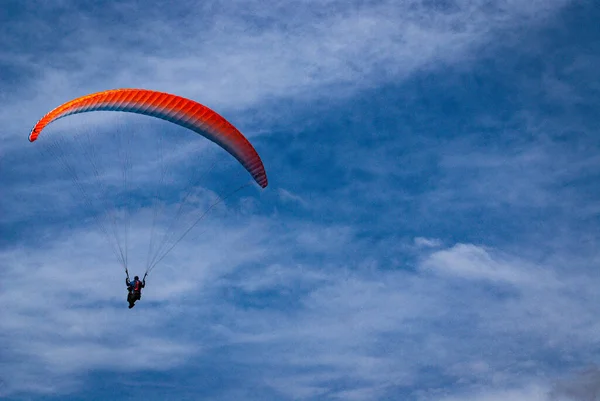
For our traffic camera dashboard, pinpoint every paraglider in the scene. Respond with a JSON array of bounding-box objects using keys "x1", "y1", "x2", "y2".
[
  {"x1": 126, "y1": 271, "x2": 146, "y2": 309},
  {"x1": 29, "y1": 89, "x2": 268, "y2": 308}
]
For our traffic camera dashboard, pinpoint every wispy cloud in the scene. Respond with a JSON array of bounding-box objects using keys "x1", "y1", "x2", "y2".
[
  {"x1": 0, "y1": 212, "x2": 272, "y2": 396},
  {"x1": 278, "y1": 188, "x2": 309, "y2": 208},
  {"x1": 434, "y1": 384, "x2": 551, "y2": 401},
  {"x1": 191, "y1": 238, "x2": 600, "y2": 400},
  {"x1": 1, "y1": 0, "x2": 572, "y2": 137},
  {"x1": 415, "y1": 237, "x2": 443, "y2": 248},
  {"x1": 420, "y1": 243, "x2": 556, "y2": 286}
]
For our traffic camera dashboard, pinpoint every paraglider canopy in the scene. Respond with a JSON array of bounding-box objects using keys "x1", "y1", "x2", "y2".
[{"x1": 29, "y1": 88, "x2": 268, "y2": 188}]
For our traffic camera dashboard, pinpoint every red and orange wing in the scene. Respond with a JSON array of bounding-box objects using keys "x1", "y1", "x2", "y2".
[{"x1": 29, "y1": 88, "x2": 268, "y2": 188}]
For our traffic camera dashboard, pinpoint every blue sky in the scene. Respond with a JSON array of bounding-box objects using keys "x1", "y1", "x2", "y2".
[{"x1": 2, "y1": 0, "x2": 600, "y2": 400}]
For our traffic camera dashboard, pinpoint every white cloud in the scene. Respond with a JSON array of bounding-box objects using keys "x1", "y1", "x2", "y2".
[
  {"x1": 415, "y1": 237, "x2": 443, "y2": 248},
  {"x1": 0, "y1": 206, "x2": 274, "y2": 395},
  {"x1": 278, "y1": 188, "x2": 309, "y2": 208},
  {"x1": 0, "y1": 0, "x2": 573, "y2": 138},
  {"x1": 420, "y1": 243, "x2": 538, "y2": 285},
  {"x1": 3, "y1": 200, "x2": 600, "y2": 399},
  {"x1": 432, "y1": 384, "x2": 551, "y2": 401},
  {"x1": 202, "y1": 240, "x2": 600, "y2": 400}
]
